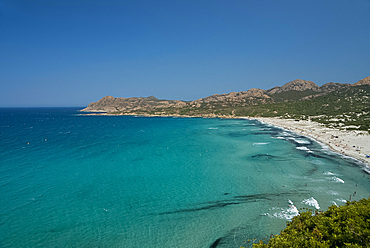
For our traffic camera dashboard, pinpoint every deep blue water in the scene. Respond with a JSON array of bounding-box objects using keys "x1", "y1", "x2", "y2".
[{"x1": 0, "y1": 108, "x2": 369, "y2": 247}]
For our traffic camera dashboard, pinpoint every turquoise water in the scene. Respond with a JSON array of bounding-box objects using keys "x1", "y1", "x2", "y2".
[{"x1": 0, "y1": 108, "x2": 369, "y2": 247}]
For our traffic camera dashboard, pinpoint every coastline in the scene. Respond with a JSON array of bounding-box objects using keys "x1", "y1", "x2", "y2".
[
  {"x1": 252, "y1": 117, "x2": 370, "y2": 169},
  {"x1": 78, "y1": 111, "x2": 223, "y2": 118},
  {"x1": 79, "y1": 111, "x2": 370, "y2": 168}
]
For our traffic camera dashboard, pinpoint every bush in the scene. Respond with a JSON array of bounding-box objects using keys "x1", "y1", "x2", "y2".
[{"x1": 253, "y1": 198, "x2": 370, "y2": 247}]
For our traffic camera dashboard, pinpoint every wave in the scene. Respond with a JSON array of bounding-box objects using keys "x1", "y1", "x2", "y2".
[
  {"x1": 362, "y1": 166, "x2": 370, "y2": 174},
  {"x1": 289, "y1": 138, "x2": 311, "y2": 144},
  {"x1": 325, "y1": 176, "x2": 345, "y2": 183},
  {"x1": 296, "y1": 146, "x2": 310, "y2": 151},
  {"x1": 253, "y1": 142, "x2": 270, "y2": 146},
  {"x1": 275, "y1": 137, "x2": 285, "y2": 140},
  {"x1": 263, "y1": 199, "x2": 299, "y2": 221},
  {"x1": 296, "y1": 146, "x2": 313, "y2": 153},
  {"x1": 332, "y1": 177, "x2": 345, "y2": 183},
  {"x1": 302, "y1": 197, "x2": 320, "y2": 209},
  {"x1": 280, "y1": 131, "x2": 292, "y2": 137},
  {"x1": 323, "y1": 171, "x2": 336, "y2": 176}
]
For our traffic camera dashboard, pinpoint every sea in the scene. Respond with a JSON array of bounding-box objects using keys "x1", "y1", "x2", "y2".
[{"x1": 0, "y1": 107, "x2": 369, "y2": 248}]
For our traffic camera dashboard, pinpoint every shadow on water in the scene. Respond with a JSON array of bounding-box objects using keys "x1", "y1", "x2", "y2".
[
  {"x1": 304, "y1": 152, "x2": 332, "y2": 160},
  {"x1": 157, "y1": 191, "x2": 309, "y2": 216},
  {"x1": 305, "y1": 165, "x2": 319, "y2": 176},
  {"x1": 218, "y1": 124, "x2": 256, "y2": 128},
  {"x1": 210, "y1": 237, "x2": 222, "y2": 248},
  {"x1": 250, "y1": 154, "x2": 288, "y2": 162},
  {"x1": 208, "y1": 215, "x2": 284, "y2": 248},
  {"x1": 209, "y1": 225, "x2": 256, "y2": 248},
  {"x1": 251, "y1": 154, "x2": 277, "y2": 159},
  {"x1": 252, "y1": 131, "x2": 280, "y2": 136},
  {"x1": 224, "y1": 132, "x2": 250, "y2": 138}
]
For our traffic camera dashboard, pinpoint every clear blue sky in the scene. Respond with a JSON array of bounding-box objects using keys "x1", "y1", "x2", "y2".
[{"x1": 1, "y1": 0, "x2": 369, "y2": 107}]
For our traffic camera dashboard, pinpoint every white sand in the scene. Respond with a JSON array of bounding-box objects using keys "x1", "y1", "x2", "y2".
[{"x1": 253, "y1": 117, "x2": 370, "y2": 168}]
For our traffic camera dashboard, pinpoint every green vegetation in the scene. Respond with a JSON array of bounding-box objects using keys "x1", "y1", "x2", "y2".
[
  {"x1": 250, "y1": 198, "x2": 370, "y2": 248},
  {"x1": 260, "y1": 85, "x2": 370, "y2": 132},
  {"x1": 101, "y1": 85, "x2": 370, "y2": 132},
  {"x1": 271, "y1": 89, "x2": 319, "y2": 102},
  {"x1": 162, "y1": 85, "x2": 369, "y2": 132}
]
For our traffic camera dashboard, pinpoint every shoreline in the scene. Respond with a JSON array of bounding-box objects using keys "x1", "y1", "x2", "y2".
[
  {"x1": 79, "y1": 111, "x2": 370, "y2": 168},
  {"x1": 252, "y1": 117, "x2": 370, "y2": 169}
]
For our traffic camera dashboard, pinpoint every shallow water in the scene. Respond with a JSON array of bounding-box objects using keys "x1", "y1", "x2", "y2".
[{"x1": 0, "y1": 108, "x2": 369, "y2": 247}]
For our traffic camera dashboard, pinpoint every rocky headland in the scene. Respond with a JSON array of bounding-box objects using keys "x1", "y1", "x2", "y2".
[{"x1": 81, "y1": 77, "x2": 369, "y2": 122}]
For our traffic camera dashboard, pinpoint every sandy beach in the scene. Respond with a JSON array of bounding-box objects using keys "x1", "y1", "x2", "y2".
[
  {"x1": 80, "y1": 112, "x2": 370, "y2": 169},
  {"x1": 254, "y1": 117, "x2": 370, "y2": 169}
]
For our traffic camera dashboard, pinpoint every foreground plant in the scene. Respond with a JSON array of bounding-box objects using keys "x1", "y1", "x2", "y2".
[{"x1": 252, "y1": 197, "x2": 370, "y2": 247}]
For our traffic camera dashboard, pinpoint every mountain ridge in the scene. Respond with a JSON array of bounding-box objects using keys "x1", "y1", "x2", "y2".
[{"x1": 82, "y1": 77, "x2": 369, "y2": 115}]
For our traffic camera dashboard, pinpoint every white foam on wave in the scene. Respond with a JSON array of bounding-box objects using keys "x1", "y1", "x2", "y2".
[
  {"x1": 363, "y1": 166, "x2": 370, "y2": 174},
  {"x1": 289, "y1": 138, "x2": 311, "y2": 144},
  {"x1": 263, "y1": 200, "x2": 299, "y2": 221},
  {"x1": 296, "y1": 146, "x2": 313, "y2": 153},
  {"x1": 296, "y1": 146, "x2": 309, "y2": 151},
  {"x1": 253, "y1": 142, "x2": 270, "y2": 146},
  {"x1": 327, "y1": 176, "x2": 345, "y2": 183},
  {"x1": 336, "y1": 198, "x2": 347, "y2": 203},
  {"x1": 275, "y1": 137, "x2": 285, "y2": 140},
  {"x1": 261, "y1": 128, "x2": 273, "y2": 131},
  {"x1": 331, "y1": 201, "x2": 338, "y2": 206},
  {"x1": 333, "y1": 177, "x2": 345, "y2": 183},
  {"x1": 323, "y1": 171, "x2": 336, "y2": 176},
  {"x1": 208, "y1": 127, "x2": 218, "y2": 130},
  {"x1": 281, "y1": 131, "x2": 292, "y2": 137},
  {"x1": 302, "y1": 197, "x2": 320, "y2": 209},
  {"x1": 295, "y1": 146, "x2": 307, "y2": 151}
]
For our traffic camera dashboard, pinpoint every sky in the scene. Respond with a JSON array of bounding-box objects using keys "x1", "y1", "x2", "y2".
[{"x1": 1, "y1": 0, "x2": 369, "y2": 107}]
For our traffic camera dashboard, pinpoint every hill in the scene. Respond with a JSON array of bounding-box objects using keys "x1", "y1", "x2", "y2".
[{"x1": 81, "y1": 77, "x2": 370, "y2": 132}]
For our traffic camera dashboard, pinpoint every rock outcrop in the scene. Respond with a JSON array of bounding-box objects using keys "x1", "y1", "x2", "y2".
[
  {"x1": 82, "y1": 96, "x2": 187, "y2": 113},
  {"x1": 267, "y1": 79, "x2": 319, "y2": 95},
  {"x1": 353, "y1": 76, "x2": 370, "y2": 86},
  {"x1": 191, "y1": 88, "x2": 270, "y2": 104},
  {"x1": 319, "y1": 82, "x2": 349, "y2": 93}
]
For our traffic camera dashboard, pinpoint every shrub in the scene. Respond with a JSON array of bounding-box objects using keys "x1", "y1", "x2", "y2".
[{"x1": 253, "y1": 198, "x2": 370, "y2": 248}]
